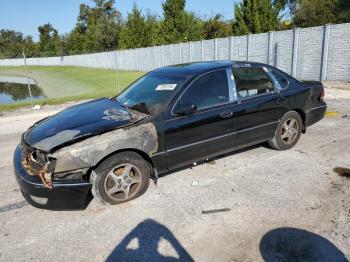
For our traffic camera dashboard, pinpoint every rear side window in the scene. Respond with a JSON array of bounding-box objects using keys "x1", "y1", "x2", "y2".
[
  {"x1": 269, "y1": 69, "x2": 289, "y2": 89},
  {"x1": 175, "y1": 70, "x2": 229, "y2": 110},
  {"x1": 232, "y1": 67, "x2": 275, "y2": 99}
]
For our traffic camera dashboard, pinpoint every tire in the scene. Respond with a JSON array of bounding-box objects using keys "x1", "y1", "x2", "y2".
[
  {"x1": 268, "y1": 111, "x2": 302, "y2": 151},
  {"x1": 90, "y1": 151, "x2": 151, "y2": 205}
]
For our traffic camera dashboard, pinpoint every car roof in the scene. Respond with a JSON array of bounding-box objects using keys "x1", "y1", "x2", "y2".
[{"x1": 152, "y1": 61, "x2": 269, "y2": 77}]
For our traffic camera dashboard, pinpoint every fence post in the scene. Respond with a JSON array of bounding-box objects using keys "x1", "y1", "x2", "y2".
[
  {"x1": 170, "y1": 44, "x2": 173, "y2": 65},
  {"x1": 320, "y1": 24, "x2": 331, "y2": 81},
  {"x1": 247, "y1": 34, "x2": 252, "y2": 61},
  {"x1": 201, "y1": 40, "x2": 204, "y2": 61},
  {"x1": 189, "y1": 42, "x2": 192, "y2": 62},
  {"x1": 180, "y1": 43, "x2": 183, "y2": 63},
  {"x1": 161, "y1": 45, "x2": 164, "y2": 66},
  {"x1": 115, "y1": 51, "x2": 121, "y2": 94},
  {"x1": 153, "y1": 47, "x2": 157, "y2": 69},
  {"x1": 214, "y1": 39, "x2": 218, "y2": 60},
  {"x1": 292, "y1": 27, "x2": 300, "y2": 77},
  {"x1": 229, "y1": 36, "x2": 234, "y2": 60},
  {"x1": 274, "y1": 43, "x2": 278, "y2": 67},
  {"x1": 22, "y1": 51, "x2": 33, "y2": 107},
  {"x1": 268, "y1": 32, "x2": 274, "y2": 65},
  {"x1": 147, "y1": 47, "x2": 150, "y2": 71}
]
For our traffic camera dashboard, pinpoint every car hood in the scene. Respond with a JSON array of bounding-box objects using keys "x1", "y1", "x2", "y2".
[{"x1": 24, "y1": 98, "x2": 148, "y2": 152}]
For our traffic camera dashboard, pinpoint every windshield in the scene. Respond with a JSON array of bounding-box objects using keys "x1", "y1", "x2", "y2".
[{"x1": 116, "y1": 72, "x2": 190, "y2": 115}]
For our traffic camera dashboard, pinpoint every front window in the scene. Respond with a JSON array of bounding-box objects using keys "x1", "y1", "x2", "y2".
[
  {"x1": 174, "y1": 70, "x2": 229, "y2": 111},
  {"x1": 116, "y1": 72, "x2": 190, "y2": 115}
]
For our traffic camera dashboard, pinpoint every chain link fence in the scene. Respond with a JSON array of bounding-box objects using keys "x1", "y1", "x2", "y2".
[{"x1": 0, "y1": 50, "x2": 144, "y2": 110}]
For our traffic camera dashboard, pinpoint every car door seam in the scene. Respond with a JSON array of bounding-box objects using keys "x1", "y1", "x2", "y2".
[{"x1": 165, "y1": 120, "x2": 280, "y2": 152}]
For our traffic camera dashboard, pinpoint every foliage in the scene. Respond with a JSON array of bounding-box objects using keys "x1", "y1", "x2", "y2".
[
  {"x1": 232, "y1": 0, "x2": 281, "y2": 35},
  {"x1": 1, "y1": 0, "x2": 350, "y2": 58},
  {"x1": 203, "y1": 14, "x2": 231, "y2": 40},
  {"x1": 119, "y1": 5, "x2": 160, "y2": 49},
  {"x1": 0, "y1": 30, "x2": 38, "y2": 58},
  {"x1": 336, "y1": 0, "x2": 350, "y2": 23},
  {"x1": 160, "y1": 0, "x2": 203, "y2": 43},
  {"x1": 294, "y1": 0, "x2": 350, "y2": 27},
  {"x1": 38, "y1": 23, "x2": 63, "y2": 56},
  {"x1": 273, "y1": 0, "x2": 298, "y2": 16},
  {"x1": 69, "y1": 0, "x2": 122, "y2": 54}
]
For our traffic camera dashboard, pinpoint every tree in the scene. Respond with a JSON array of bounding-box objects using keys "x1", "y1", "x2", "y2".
[
  {"x1": 273, "y1": 0, "x2": 299, "y2": 17},
  {"x1": 232, "y1": 0, "x2": 280, "y2": 35},
  {"x1": 336, "y1": 0, "x2": 350, "y2": 23},
  {"x1": 69, "y1": 0, "x2": 122, "y2": 54},
  {"x1": 160, "y1": 0, "x2": 203, "y2": 43},
  {"x1": 184, "y1": 12, "x2": 204, "y2": 41},
  {"x1": 203, "y1": 14, "x2": 231, "y2": 39},
  {"x1": 0, "y1": 30, "x2": 39, "y2": 58},
  {"x1": 293, "y1": 0, "x2": 337, "y2": 27},
  {"x1": 38, "y1": 23, "x2": 62, "y2": 56},
  {"x1": 293, "y1": 0, "x2": 350, "y2": 27},
  {"x1": 119, "y1": 5, "x2": 160, "y2": 49}
]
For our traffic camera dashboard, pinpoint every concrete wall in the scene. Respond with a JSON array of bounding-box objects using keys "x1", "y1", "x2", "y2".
[{"x1": 1, "y1": 23, "x2": 349, "y2": 81}]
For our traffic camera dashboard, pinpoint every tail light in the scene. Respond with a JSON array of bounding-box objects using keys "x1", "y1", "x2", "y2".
[{"x1": 320, "y1": 87, "x2": 325, "y2": 101}]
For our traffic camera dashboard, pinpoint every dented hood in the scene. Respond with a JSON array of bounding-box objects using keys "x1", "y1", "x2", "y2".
[{"x1": 24, "y1": 98, "x2": 147, "y2": 152}]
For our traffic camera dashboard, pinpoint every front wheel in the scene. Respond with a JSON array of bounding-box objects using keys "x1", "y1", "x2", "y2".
[
  {"x1": 268, "y1": 111, "x2": 302, "y2": 150},
  {"x1": 90, "y1": 152, "x2": 151, "y2": 205}
]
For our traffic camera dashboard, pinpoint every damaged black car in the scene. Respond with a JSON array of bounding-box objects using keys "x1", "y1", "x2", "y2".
[{"x1": 14, "y1": 61, "x2": 327, "y2": 210}]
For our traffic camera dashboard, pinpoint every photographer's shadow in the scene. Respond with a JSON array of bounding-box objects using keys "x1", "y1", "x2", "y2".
[
  {"x1": 106, "y1": 219, "x2": 193, "y2": 262},
  {"x1": 260, "y1": 227, "x2": 348, "y2": 262}
]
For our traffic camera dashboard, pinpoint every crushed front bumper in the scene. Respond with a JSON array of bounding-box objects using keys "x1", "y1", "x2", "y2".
[{"x1": 14, "y1": 145, "x2": 91, "y2": 210}]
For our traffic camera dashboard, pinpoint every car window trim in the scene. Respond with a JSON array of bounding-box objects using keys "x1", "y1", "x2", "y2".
[
  {"x1": 231, "y1": 65, "x2": 278, "y2": 103},
  {"x1": 171, "y1": 68, "x2": 233, "y2": 116},
  {"x1": 266, "y1": 67, "x2": 290, "y2": 91}
]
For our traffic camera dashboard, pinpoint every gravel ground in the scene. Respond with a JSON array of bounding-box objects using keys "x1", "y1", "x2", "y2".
[{"x1": 0, "y1": 88, "x2": 349, "y2": 261}]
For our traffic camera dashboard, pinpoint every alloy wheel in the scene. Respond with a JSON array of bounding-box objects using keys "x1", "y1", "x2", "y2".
[
  {"x1": 104, "y1": 164, "x2": 142, "y2": 201},
  {"x1": 280, "y1": 118, "x2": 299, "y2": 145}
]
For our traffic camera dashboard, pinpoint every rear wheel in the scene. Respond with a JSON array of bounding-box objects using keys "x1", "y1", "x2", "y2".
[
  {"x1": 90, "y1": 152, "x2": 151, "y2": 205},
  {"x1": 269, "y1": 111, "x2": 302, "y2": 150}
]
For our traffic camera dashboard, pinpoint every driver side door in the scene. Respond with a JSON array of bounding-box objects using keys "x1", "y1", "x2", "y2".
[{"x1": 162, "y1": 69, "x2": 237, "y2": 170}]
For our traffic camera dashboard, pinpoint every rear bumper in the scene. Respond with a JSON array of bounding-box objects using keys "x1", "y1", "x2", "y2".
[
  {"x1": 306, "y1": 102, "x2": 327, "y2": 127},
  {"x1": 13, "y1": 145, "x2": 91, "y2": 210}
]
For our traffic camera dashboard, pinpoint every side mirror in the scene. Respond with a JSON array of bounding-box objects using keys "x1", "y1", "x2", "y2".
[{"x1": 173, "y1": 103, "x2": 197, "y2": 116}]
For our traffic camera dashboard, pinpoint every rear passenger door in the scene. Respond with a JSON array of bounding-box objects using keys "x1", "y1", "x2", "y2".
[{"x1": 232, "y1": 66, "x2": 286, "y2": 147}]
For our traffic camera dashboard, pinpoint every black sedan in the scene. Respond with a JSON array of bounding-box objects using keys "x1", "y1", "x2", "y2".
[{"x1": 14, "y1": 61, "x2": 327, "y2": 210}]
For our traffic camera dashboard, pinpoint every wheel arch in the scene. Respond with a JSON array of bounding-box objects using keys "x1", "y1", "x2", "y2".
[
  {"x1": 292, "y1": 108, "x2": 306, "y2": 133},
  {"x1": 92, "y1": 148, "x2": 155, "y2": 175}
]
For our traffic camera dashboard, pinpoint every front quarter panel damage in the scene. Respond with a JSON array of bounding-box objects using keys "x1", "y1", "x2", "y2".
[{"x1": 50, "y1": 122, "x2": 158, "y2": 173}]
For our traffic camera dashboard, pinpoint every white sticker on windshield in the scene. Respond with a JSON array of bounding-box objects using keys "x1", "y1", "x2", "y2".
[{"x1": 156, "y1": 84, "x2": 177, "y2": 91}]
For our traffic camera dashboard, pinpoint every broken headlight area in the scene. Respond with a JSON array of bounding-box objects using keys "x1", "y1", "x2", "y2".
[
  {"x1": 52, "y1": 168, "x2": 89, "y2": 181},
  {"x1": 21, "y1": 140, "x2": 56, "y2": 189}
]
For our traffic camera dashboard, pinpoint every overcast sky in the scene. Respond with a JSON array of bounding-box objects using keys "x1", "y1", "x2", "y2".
[{"x1": 0, "y1": 0, "x2": 237, "y2": 41}]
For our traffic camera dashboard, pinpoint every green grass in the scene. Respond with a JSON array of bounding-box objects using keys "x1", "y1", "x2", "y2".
[{"x1": 0, "y1": 66, "x2": 144, "y2": 111}]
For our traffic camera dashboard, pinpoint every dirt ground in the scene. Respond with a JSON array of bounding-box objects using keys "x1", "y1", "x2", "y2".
[{"x1": 0, "y1": 87, "x2": 349, "y2": 261}]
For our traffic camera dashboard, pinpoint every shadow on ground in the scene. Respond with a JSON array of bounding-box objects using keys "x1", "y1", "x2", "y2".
[
  {"x1": 260, "y1": 227, "x2": 348, "y2": 262},
  {"x1": 106, "y1": 219, "x2": 193, "y2": 261}
]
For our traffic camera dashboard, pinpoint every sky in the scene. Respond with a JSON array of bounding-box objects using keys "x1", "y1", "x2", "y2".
[{"x1": 0, "y1": 0, "x2": 237, "y2": 41}]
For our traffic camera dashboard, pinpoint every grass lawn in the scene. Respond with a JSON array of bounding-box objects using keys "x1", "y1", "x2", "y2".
[{"x1": 0, "y1": 66, "x2": 144, "y2": 111}]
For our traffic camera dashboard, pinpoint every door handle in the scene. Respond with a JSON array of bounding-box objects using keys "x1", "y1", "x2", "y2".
[
  {"x1": 276, "y1": 97, "x2": 287, "y2": 104},
  {"x1": 220, "y1": 111, "x2": 234, "y2": 119}
]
